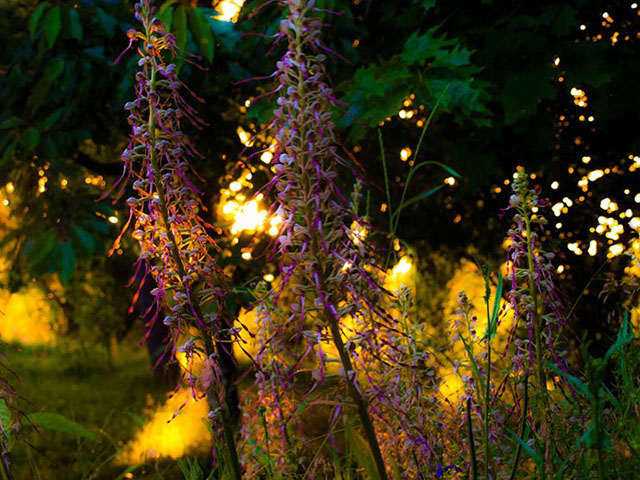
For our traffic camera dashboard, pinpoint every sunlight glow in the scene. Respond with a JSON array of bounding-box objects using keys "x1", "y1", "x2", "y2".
[
  {"x1": 116, "y1": 388, "x2": 210, "y2": 465},
  {"x1": 214, "y1": 0, "x2": 245, "y2": 23}
]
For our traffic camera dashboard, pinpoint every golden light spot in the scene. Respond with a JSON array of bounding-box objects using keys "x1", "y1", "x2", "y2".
[
  {"x1": 241, "y1": 251, "x2": 252, "y2": 260},
  {"x1": 108, "y1": 216, "x2": 119, "y2": 224},
  {"x1": 609, "y1": 244, "x2": 624, "y2": 256},
  {"x1": 214, "y1": 0, "x2": 245, "y2": 23},
  {"x1": 38, "y1": 176, "x2": 47, "y2": 193},
  {"x1": 5, "y1": 182, "x2": 14, "y2": 193},
  {"x1": 600, "y1": 198, "x2": 618, "y2": 213},
  {"x1": 263, "y1": 274, "x2": 274, "y2": 282},
  {"x1": 444, "y1": 176, "x2": 456, "y2": 186},
  {"x1": 552, "y1": 202, "x2": 564, "y2": 216},
  {"x1": 588, "y1": 240, "x2": 597, "y2": 256},
  {"x1": 227, "y1": 200, "x2": 267, "y2": 234},
  {"x1": 385, "y1": 257, "x2": 413, "y2": 292},
  {"x1": 551, "y1": 181, "x2": 559, "y2": 189},
  {"x1": 236, "y1": 126, "x2": 254, "y2": 147},
  {"x1": 568, "y1": 242, "x2": 583, "y2": 255},
  {"x1": 260, "y1": 151, "x2": 273, "y2": 164},
  {"x1": 588, "y1": 170, "x2": 604, "y2": 181},
  {"x1": 400, "y1": 147, "x2": 412, "y2": 161}
]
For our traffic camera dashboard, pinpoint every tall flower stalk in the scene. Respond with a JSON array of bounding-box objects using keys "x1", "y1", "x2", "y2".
[
  {"x1": 107, "y1": 2, "x2": 241, "y2": 477},
  {"x1": 253, "y1": 1, "x2": 389, "y2": 478},
  {"x1": 506, "y1": 167, "x2": 571, "y2": 477}
]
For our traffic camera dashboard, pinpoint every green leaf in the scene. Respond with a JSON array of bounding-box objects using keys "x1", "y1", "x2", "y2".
[
  {"x1": 42, "y1": 6, "x2": 62, "y2": 48},
  {"x1": 58, "y1": 242, "x2": 76, "y2": 285},
  {"x1": 27, "y1": 412, "x2": 96, "y2": 441},
  {"x1": 576, "y1": 421, "x2": 596, "y2": 448},
  {"x1": 412, "y1": 0, "x2": 435, "y2": 10},
  {"x1": 19, "y1": 127, "x2": 41, "y2": 151},
  {"x1": 67, "y1": 7, "x2": 83, "y2": 41},
  {"x1": 41, "y1": 108, "x2": 65, "y2": 132},
  {"x1": 158, "y1": 6, "x2": 174, "y2": 31},
  {"x1": 23, "y1": 232, "x2": 56, "y2": 268},
  {"x1": 72, "y1": 225, "x2": 97, "y2": 256},
  {"x1": 507, "y1": 426, "x2": 542, "y2": 468},
  {"x1": 94, "y1": 8, "x2": 116, "y2": 38},
  {"x1": 29, "y1": 3, "x2": 47, "y2": 41},
  {"x1": 401, "y1": 28, "x2": 457, "y2": 66},
  {"x1": 0, "y1": 117, "x2": 26, "y2": 130},
  {"x1": 345, "y1": 422, "x2": 382, "y2": 480},
  {"x1": 159, "y1": 0, "x2": 178, "y2": 15},
  {"x1": 487, "y1": 272, "x2": 503, "y2": 340},
  {"x1": 393, "y1": 185, "x2": 444, "y2": 220},
  {"x1": 547, "y1": 363, "x2": 589, "y2": 397},
  {"x1": 208, "y1": 17, "x2": 241, "y2": 51},
  {"x1": 27, "y1": 78, "x2": 52, "y2": 113},
  {"x1": 500, "y1": 67, "x2": 556, "y2": 124},
  {"x1": 43, "y1": 59, "x2": 65, "y2": 82},
  {"x1": 604, "y1": 310, "x2": 634, "y2": 362},
  {"x1": 188, "y1": 8, "x2": 214, "y2": 62},
  {"x1": 0, "y1": 399, "x2": 14, "y2": 454},
  {"x1": 172, "y1": 6, "x2": 188, "y2": 53}
]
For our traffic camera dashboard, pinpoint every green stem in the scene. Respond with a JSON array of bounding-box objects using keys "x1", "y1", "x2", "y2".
[
  {"x1": 466, "y1": 397, "x2": 478, "y2": 480},
  {"x1": 484, "y1": 292, "x2": 491, "y2": 480},
  {"x1": 325, "y1": 312, "x2": 388, "y2": 480},
  {"x1": 145, "y1": 46, "x2": 242, "y2": 480},
  {"x1": 523, "y1": 208, "x2": 549, "y2": 480},
  {"x1": 508, "y1": 375, "x2": 529, "y2": 480}
]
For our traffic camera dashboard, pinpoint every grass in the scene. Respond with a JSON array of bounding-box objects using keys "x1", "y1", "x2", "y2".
[{"x1": 6, "y1": 338, "x2": 207, "y2": 479}]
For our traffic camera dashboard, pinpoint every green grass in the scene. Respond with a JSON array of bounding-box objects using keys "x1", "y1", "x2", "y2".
[{"x1": 6, "y1": 339, "x2": 200, "y2": 479}]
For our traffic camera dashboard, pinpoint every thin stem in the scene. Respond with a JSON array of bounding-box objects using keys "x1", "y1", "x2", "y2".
[
  {"x1": 508, "y1": 376, "x2": 529, "y2": 480},
  {"x1": 325, "y1": 311, "x2": 388, "y2": 480},
  {"x1": 378, "y1": 129, "x2": 395, "y2": 267},
  {"x1": 523, "y1": 208, "x2": 550, "y2": 480},
  {"x1": 466, "y1": 397, "x2": 478, "y2": 480},
  {"x1": 146, "y1": 49, "x2": 242, "y2": 480},
  {"x1": 484, "y1": 285, "x2": 491, "y2": 480},
  {"x1": 391, "y1": 85, "x2": 448, "y2": 237}
]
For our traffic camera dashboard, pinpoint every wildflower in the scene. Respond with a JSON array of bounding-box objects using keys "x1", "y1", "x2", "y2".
[
  {"x1": 106, "y1": 1, "x2": 241, "y2": 475},
  {"x1": 242, "y1": 1, "x2": 392, "y2": 477}
]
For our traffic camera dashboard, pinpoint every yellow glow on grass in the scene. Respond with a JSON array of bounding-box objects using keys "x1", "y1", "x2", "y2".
[
  {"x1": 385, "y1": 256, "x2": 414, "y2": 292},
  {"x1": 116, "y1": 388, "x2": 210, "y2": 465},
  {"x1": 0, "y1": 288, "x2": 56, "y2": 345},
  {"x1": 438, "y1": 259, "x2": 514, "y2": 401}
]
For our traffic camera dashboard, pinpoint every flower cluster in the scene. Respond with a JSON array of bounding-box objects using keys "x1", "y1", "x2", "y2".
[
  {"x1": 506, "y1": 168, "x2": 571, "y2": 380},
  {"x1": 107, "y1": 1, "x2": 241, "y2": 474},
  {"x1": 241, "y1": 1, "x2": 393, "y2": 478}
]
